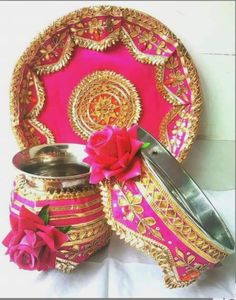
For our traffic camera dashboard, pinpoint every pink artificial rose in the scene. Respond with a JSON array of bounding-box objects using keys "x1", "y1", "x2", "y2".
[
  {"x1": 2, "y1": 206, "x2": 68, "y2": 271},
  {"x1": 83, "y1": 125, "x2": 143, "y2": 184}
]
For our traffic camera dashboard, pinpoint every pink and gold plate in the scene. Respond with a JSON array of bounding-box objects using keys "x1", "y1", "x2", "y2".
[{"x1": 10, "y1": 5, "x2": 202, "y2": 162}]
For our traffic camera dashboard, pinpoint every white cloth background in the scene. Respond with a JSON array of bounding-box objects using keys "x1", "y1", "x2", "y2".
[{"x1": 0, "y1": 1, "x2": 235, "y2": 298}]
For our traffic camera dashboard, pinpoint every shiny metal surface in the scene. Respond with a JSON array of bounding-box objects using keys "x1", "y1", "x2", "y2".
[
  {"x1": 13, "y1": 144, "x2": 89, "y2": 178},
  {"x1": 138, "y1": 126, "x2": 235, "y2": 254},
  {"x1": 12, "y1": 144, "x2": 90, "y2": 190}
]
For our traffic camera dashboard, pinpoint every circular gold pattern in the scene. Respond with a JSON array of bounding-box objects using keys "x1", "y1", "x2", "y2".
[{"x1": 68, "y1": 70, "x2": 141, "y2": 139}]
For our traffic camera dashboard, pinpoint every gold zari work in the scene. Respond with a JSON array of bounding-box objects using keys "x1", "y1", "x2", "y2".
[
  {"x1": 10, "y1": 5, "x2": 202, "y2": 162},
  {"x1": 68, "y1": 70, "x2": 141, "y2": 139}
]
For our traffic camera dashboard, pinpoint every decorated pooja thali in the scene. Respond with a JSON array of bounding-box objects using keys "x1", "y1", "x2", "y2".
[
  {"x1": 5, "y1": 5, "x2": 234, "y2": 290},
  {"x1": 10, "y1": 5, "x2": 202, "y2": 162}
]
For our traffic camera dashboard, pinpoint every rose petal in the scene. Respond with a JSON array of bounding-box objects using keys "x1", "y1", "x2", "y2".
[
  {"x1": 36, "y1": 226, "x2": 67, "y2": 250},
  {"x1": 117, "y1": 156, "x2": 142, "y2": 182},
  {"x1": 10, "y1": 214, "x2": 19, "y2": 231},
  {"x1": 89, "y1": 168, "x2": 105, "y2": 184},
  {"x1": 83, "y1": 156, "x2": 94, "y2": 165},
  {"x1": 49, "y1": 227, "x2": 68, "y2": 248},
  {"x1": 87, "y1": 127, "x2": 117, "y2": 156},
  {"x1": 21, "y1": 230, "x2": 37, "y2": 247},
  {"x1": 37, "y1": 247, "x2": 56, "y2": 271},
  {"x1": 129, "y1": 138, "x2": 143, "y2": 159},
  {"x1": 93, "y1": 153, "x2": 117, "y2": 167},
  {"x1": 88, "y1": 129, "x2": 112, "y2": 149},
  {"x1": 18, "y1": 218, "x2": 40, "y2": 232},
  {"x1": 128, "y1": 124, "x2": 139, "y2": 139},
  {"x1": 36, "y1": 231, "x2": 55, "y2": 251},
  {"x1": 11, "y1": 245, "x2": 37, "y2": 270},
  {"x1": 20, "y1": 206, "x2": 44, "y2": 225},
  {"x1": 103, "y1": 167, "x2": 124, "y2": 179},
  {"x1": 2, "y1": 231, "x2": 14, "y2": 247},
  {"x1": 116, "y1": 135, "x2": 131, "y2": 159},
  {"x1": 110, "y1": 152, "x2": 130, "y2": 169}
]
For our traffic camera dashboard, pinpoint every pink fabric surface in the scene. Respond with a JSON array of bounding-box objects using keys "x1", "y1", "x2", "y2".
[
  {"x1": 110, "y1": 178, "x2": 215, "y2": 283},
  {"x1": 40, "y1": 44, "x2": 172, "y2": 145},
  {"x1": 14, "y1": 8, "x2": 199, "y2": 161},
  {"x1": 13, "y1": 191, "x2": 99, "y2": 207},
  {"x1": 11, "y1": 191, "x2": 105, "y2": 226}
]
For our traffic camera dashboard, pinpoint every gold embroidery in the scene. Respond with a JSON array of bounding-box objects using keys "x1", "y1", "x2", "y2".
[
  {"x1": 55, "y1": 257, "x2": 79, "y2": 273},
  {"x1": 49, "y1": 206, "x2": 104, "y2": 220},
  {"x1": 139, "y1": 31, "x2": 157, "y2": 50},
  {"x1": 168, "y1": 71, "x2": 185, "y2": 87},
  {"x1": 28, "y1": 118, "x2": 55, "y2": 144},
  {"x1": 14, "y1": 198, "x2": 102, "y2": 212},
  {"x1": 55, "y1": 227, "x2": 111, "y2": 273},
  {"x1": 64, "y1": 226, "x2": 110, "y2": 247},
  {"x1": 14, "y1": 174, "x2": 100, "y2": 201},
  {"x1": 120, "y1": 28, "x2": 166, "y2": 65},
  {"x1": 26, "y1": 73, "x2": 46, "y2": 118},
  {"x1": 34, "y1": 32, "x2": 74, "y2": 76},
  {"x1": 177, "y1": 44, "x2": 202, "y2": 162},
  {"x1": 118, "y1": 189, "x2": 163, "y2": 239},
  {"x1": 10, "y1": 5, "x2": 201, "y2": 162},
  {"x1": 100, "y1": 160, "x2": 228, "y2": 287},
  {"x1": 137, "y1": 163, "x2": 227, "y2": 263},
  {"x1": 72, "y1": 28, "x2": 121, "y2": 52},
  {"x1": 118, "y1": 192, "x2": 143, "y2": 221},
  {"x1": 159, "y1": 105, "x2": 184, "y2": 150},
  {"x1": 68, "y1": 70, "x2": 141, "y2": 139},
  {"x1": 156, "y1": 45, "x2": 202, "y2": 161},
  {"x1": 100, "y1": 182, "x2": 195, "y2": 288}
]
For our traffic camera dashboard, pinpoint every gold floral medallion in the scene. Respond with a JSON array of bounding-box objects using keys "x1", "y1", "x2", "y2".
[{"x1": 68, "y1": 70, "x2": 141, "y2": 139}]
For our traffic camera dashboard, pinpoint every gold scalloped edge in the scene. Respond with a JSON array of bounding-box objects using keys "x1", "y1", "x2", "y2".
[
  {"x1": 73, "y1": 28, "x2": 121, "y2": 52},
  {"x1": 35, "y1": 33, "x2": 75, "y2": 76},
  {"x1": 159, "y1": 105, "x2": 185, "y2": 155},
  {"x1": 26, "y1": 72, "x2": 46, "y2": 118},
  {"x1": 156, "y1": 43, "x2": 202, "y2": 162},
  {"x1": 99, "y1": 182, "x2": 196, "y2": 288},
  {"x1": 177, "y1": 44, "x2": 202, "y2": 162},
  {"x1": 29, "y1": 118, "x2": 55, "y2": 144},
  {"x1": 67, "y1": 70, "x2": 142, "y2": 140},
  {"x1": 122, "y1": 7, "x2": 178, "y2": 42},
  {"x1": 10, "y1": 65, "x2": 55, "y2": 149},
  {"x1": 155, "y1": 63, "x2": 185, "y2": 106},
  {"x1": 10, "y1": 5, "x2": 201, "y2": 157},
  {"x1": 11, "y1": 125, "x2": 30, "y2": 150},
  {"x1": 120, "y1": 28, "x2": 167, "y2": 65}
]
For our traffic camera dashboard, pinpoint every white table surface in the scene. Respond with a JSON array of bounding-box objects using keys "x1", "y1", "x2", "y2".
[{"x1": 0, "y1": 1, "x2": 235, "y2": 298}]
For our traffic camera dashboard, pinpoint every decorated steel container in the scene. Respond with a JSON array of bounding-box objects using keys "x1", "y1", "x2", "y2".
[
  {"x1": 98, "y1": 127, "x2": 235, "y2": 288},
  {"x1": 11, "y1": 144, "x2": 111, "y2": 272}
]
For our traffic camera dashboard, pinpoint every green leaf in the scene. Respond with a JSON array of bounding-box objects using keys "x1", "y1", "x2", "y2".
[
  {"x1": 58, "y1": 226, "x2": 72, "y2": 234},
  {"x1": 141, "y1": 142, "x2": 151, "y2": 149},
  {"x1": 38, "y1": 205, "x2": 50, "y2": 225}
]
